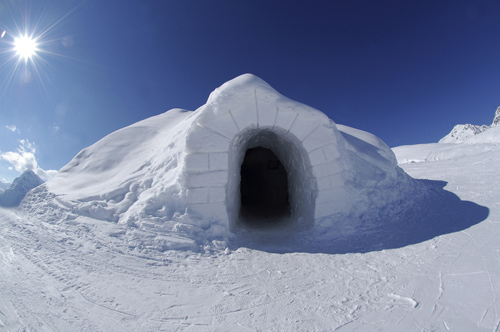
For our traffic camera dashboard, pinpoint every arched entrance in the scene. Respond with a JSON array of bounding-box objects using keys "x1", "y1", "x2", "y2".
[
  {"x1": 239, "y1": 147, "x2": 290, "y2": 222},
  {"x1": 226, "y1": 128, "x2": 317, "y2": 231}
]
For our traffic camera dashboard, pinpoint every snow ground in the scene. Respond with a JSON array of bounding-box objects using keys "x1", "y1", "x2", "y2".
[{"x1": 1, "y1": 143, "x2": 499, "y2": 331}]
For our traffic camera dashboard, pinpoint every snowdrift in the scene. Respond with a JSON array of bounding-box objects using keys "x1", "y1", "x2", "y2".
[{"x1": 23, "y1": 74, "x2": 419, "y2": 248}]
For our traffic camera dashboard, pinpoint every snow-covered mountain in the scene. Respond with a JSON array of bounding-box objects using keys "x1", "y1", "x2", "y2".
[
  {"x1": 438, "y1": 123, "x2": 489, "y2": 143},
  {"x1": 493, "y1": 106, "x2": 500, "y2": 126},
  {"x1": 439, "y1": 106, "x2": 500, "y2": 143},
  {"x1": 0, "y1": 181, "x2": 9, "y2": 193},
  {"x1": 396, "y1": 108, "x2": 500, "y2": 164},
  {"x1": 0, "y1": 170, "x2": 44, "y2": 207}
]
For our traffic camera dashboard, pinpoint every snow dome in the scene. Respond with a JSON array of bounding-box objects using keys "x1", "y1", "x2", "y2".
[
  {"x1": 184, "y1": 74, "x2": 352, "y2": 231},
  {"x1": 23, "y1": 74, "x2": 416, "y2": 246}
]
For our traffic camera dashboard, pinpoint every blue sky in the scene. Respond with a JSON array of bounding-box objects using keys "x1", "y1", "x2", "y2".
[{"x1": 0, "y1": 0, "x2": 499, "y2": 183}]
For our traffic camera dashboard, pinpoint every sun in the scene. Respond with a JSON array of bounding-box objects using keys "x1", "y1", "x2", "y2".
[
  {"x1": 0, "y1": 2, "x2": 80, "y2": 100},
  {"x1": 14, "y1": 35, "x2": 38, "y2": 62}
]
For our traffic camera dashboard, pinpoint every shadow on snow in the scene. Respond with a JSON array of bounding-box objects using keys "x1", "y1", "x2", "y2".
[{"x1": 230, "y1": 179, "x2": 490, "y2": 254}]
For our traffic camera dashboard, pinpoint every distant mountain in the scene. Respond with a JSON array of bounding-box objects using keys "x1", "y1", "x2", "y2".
[
  {"x1": 0, "y1": 181, "x2": 9, "y2": 193},
  {"x1": 493, "y1": 106, "x2": 500, "y2": 126},
  {"x1": 438, "y1": 124, "x2": 489, "y2": 143},
  {"x1": 439, "y1": 106, "x2": 500, "y2": 143},
  {"x1": 0, "y1": 170, "x2": 44, "y2": 207}
]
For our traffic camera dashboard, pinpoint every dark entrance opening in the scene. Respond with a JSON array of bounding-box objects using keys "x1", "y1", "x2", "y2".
[{"x1": 240, "y1": 147, "x2": 290, "y2": 223}]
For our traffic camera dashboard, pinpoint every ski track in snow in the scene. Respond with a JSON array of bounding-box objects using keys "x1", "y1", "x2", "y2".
[{"x1": 1, "y1": 148, "x2": 500, "y2": 331}]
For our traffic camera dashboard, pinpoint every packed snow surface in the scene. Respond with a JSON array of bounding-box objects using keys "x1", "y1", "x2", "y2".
[
  {"x1": 0, "y1": 131, "x2": 497, "y2": 331},
  {"x1": 23, "y1": 74, "x2": 418, "y2": 247}
]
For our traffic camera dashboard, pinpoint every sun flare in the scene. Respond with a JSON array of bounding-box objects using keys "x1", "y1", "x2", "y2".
[
  {"x1": 0, "y1": 2, "x2": 80, "y2": 100},
  {"x1": 14, "y1": 35, "x2": 38, "y2": 62}
]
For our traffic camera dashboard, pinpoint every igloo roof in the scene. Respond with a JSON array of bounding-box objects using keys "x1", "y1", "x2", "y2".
[{"x1": 25, "y1": 74, "x2": 416, "y2": 247}]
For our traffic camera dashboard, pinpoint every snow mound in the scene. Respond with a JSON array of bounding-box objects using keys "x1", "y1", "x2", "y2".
[
  {"x1": 0, "y1": 170, "x2": 44, "y2": 207},
  {"x1": 23, "y1": 74, "x2": 420, "y2": 249}
]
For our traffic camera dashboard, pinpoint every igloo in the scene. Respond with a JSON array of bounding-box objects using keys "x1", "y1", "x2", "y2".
[
  {"x1": 25, "y1": 74, "x2": 415, "y2": 245},
  {"x1": 183, "y1": 74, "x2": 352, "y2": 232}
]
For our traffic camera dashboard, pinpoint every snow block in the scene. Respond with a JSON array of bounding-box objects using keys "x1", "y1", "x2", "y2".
[
  {"x1": 230, "y1": 102, "x2": 259, "y2": 131},
  {"x1": 186, "y1": 187, "x2": 225, "y2": 204},
  {"x1": 209, "y1": 152, "x2": 228, "y2": 171},
  {"x1": 322, "y1": 143, "x2": 341, "y2": 162},
  {"x1": 310, "y1": 160, "x2": 343, "y2": 178},
  {"x1": 185, "y1": 153, "x2": 209, "y2": 172},
  {"x1": 185, "y1": 171, "x2": 227, "y2": 188},
  {"x1": 187, "y1": 202, "x2": 227, "y2": 221},
  {"x1": 208, "y1": 187, "x2": 225, "y2": 203},
  {"x1": 199, "y1": 111, "x2": 239, "y2": 139},
  {"x1": 275, "y1": 107, "x2": 298, "y2": 131},
  {"x1": 290, "y1": 113, "x2": 325, "y2": 141},
  {"x1": 308, "y1": 147, "x2": 328, "y2": 166},
  {"x1": 186, "y1": 187, "x2": 208, "y2": 204},
  {"x1": 255, "y1": 89, "x2": 278, "y2": 127},
  {"x1": 302, "y1": 125, "x2": 337, "y2": 152},
  {"x1": 186, "y1": 124, "x2": 230, "y2": 153},
  {"x1": 316, "y1": 174, "x2": 344, "y2": 191}
]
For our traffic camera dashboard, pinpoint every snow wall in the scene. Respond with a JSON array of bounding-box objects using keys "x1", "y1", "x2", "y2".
[{"x1": 23, "y1": 74, "x2": 417, "y2": 247}]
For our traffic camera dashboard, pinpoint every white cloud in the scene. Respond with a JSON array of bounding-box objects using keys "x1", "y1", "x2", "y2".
[
  {"x1": 36, "y1": 168, "x2": 58, "y2": 180},
  {"x1": 19, "y1": 139, "x2": 36, "y2": 152},
  {"x1": 1, "y1": 150, "x2": 37, "y2": 172},
  {"x1": 5, "y1": 125, "x2": 20, "y2": 133},
  {"x1": 0, "y1": 139, "x2": 57, "y2": 181}
]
